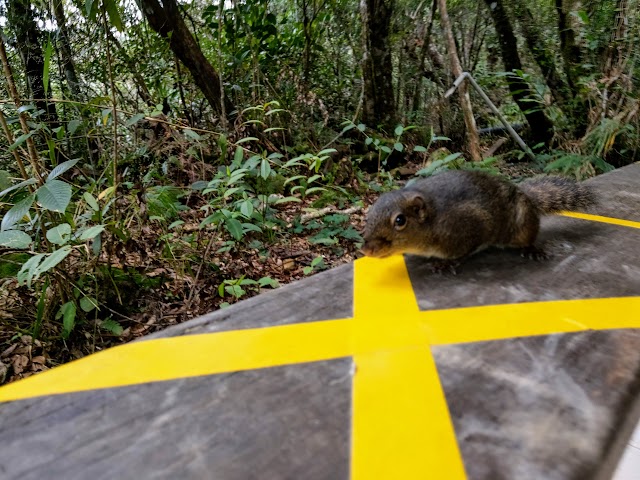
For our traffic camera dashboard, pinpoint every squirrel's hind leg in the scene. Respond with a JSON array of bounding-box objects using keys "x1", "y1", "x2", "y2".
[{"x1": 507, "y1": 207, "x2": 549, "y2": 260}]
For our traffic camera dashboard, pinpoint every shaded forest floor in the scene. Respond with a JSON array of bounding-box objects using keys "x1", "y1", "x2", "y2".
[{"x1": 0, "y1": 159, "x2": 543, "y2": 385}]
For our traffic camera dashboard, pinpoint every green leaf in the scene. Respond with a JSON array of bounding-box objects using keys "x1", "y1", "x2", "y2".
[
  {"x1": 260, "y1": 159, "x2": 271, "y2": 180},
  {"x1": 35, "y1": 246, "x2": 72, "y2": 277},
  {"x1": 394, "y1": 142, "x2": 404, "y2": 152},
  {"x1": 183, "y1": 128, "x2": 202, "y2": 141},
  {"x1": 1, "y1": 194, "x2": 34, "y2": 231},
  {"x1": 0, "y1": 230, "x2": 32, "y2": 249},
  {"x1": 413, "y1": 145, "x2": 427, "y2": 152},
  {"x1": 37, "y1": 179, "x2": 72, "y2": 212},
  {"x1": 68, "y1": 119, "x2": 82, "y2": 135},
  {"x1": 46, "y1": 223, "x2": 72, "y2": 245},
  {"x1": 233, "y1": 146, "x2": 244, "y2": 165},
  {"x1": 78, "y1": 225, "x2": 105, "y2": 240},
  {"x1": 85, "y1": 0, "x2": 98, "y2": 20},
  {"x1": 104, "y1": 0, "x2": 124, "y2": 31},
  {"x1": 80, "y1": 296, "x2": 98, "y2": 312},
  {"x1": 394, "y1": 125, "x2": 404, "y2": 136},
  {"x1": 60, "y1": 301, "x2": 76, "y2": 339},
  {"x1": 0, "y1": 178, "x2": 37, "y2": 198},
  {"x1": 100, "y1": 318, "x2": 123, "y2": 335},
  {"x1": 43, "y1": 37, "x2": 53, "y2": 96},
  {"x1": 48, "y1": 158, "x2": 79, "y2": 181},
  {"x1": 236, "y1": 137, "x2": 259, "y2": 144},
  {"x1": 258, "y1": 277, "x2": 279, "y2": 288},
  {"x1": 380, "y1": 146, "x2": 392, "y2": 154},
  {"x1": 17, "y1": 253, "x2": 45, "y2": 286},
  {"x1": 83, "y1": 192, "x2": 99, "y2": 211},
  {"x1": 442, "y1": 152, "x2": 463, "y2": 163},
  {"x1": 225, "y1": 284, "x2": 245, "y2": 298},
  {"x1": 240, "y1": 200, "x2": 253, "y2": 218},
  {"x1": 0, "y1": 170, "x2": 11, "y2": 191},
  {"x1": 9, "y1": 131, "x2": 35, "y2": 152},
  {"x1": 125, "y1": 113, "x2": 145, "y2": 127},
  {"x1": 225, "y1": 217, "x2": 244, "y2": 241}
]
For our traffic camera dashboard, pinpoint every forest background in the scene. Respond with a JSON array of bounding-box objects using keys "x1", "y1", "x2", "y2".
[{"x1": 0, "y1": 0, "x2": 637, "y2": 383}]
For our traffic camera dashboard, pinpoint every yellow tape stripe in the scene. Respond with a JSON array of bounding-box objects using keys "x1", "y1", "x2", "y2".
[
  {"x1": 350, "y1": 348, "x2": 466, "y2": 480},
  {"x1": 0, "y1": 318, "x2": 353, "y2": 403},
  {"x1": 560, "y1": 211, "x2": 640, "y2": 229},
  {"x1": 351, "y1": 256, "x2": 466, "y2": 479},
  {"x1": 422, "y1": 296, "x2": 640, "y2": 345}
]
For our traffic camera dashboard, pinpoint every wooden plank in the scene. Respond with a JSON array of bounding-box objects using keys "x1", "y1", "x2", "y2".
[
  {"x1": 433, "y1": 330, "x2": 640, "y2": 480},
  {"x1": 0, "y1": 359, "x2": 352, "y2": 480}
]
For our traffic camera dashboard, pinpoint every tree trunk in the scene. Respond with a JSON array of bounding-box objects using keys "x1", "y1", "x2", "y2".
[
  {"x1": 7, "y1": 0, "x2": 59, "y2": 127},
  {"x1": 484, "y1": 0, "x2": 554, "y2": 146},
  {"x1": 136, "y1": 0, "x2": 233, "y2": 117},
  {"x1": 52, "y1": 0, "x2": 81, "y2": 98},
  {"x1": 437, "y1": 0, "x2": 481, "y2": 161},
  {"x1": 360, "y1": 0, "x2": 396, "y2": 131},
  {"x1": 555, "y1": 0, "x2": 583, "y2": 95},
  {"x1": 513, "y1": 1, "x2": 572, "y2": 108}
]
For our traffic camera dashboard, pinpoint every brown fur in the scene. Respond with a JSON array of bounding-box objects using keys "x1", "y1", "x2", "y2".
[{"x1": 362, "y1": 170, "x2": 596, "y2": 260}]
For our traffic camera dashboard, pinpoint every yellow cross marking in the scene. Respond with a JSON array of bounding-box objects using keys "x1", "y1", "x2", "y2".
[{"x1": 0, "y1": 212, "x2": 639, "y2": 479}]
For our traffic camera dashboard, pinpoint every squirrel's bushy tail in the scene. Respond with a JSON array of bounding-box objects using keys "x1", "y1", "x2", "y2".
[{"x1": 520, "y1": 177, "x2": 597, "y2": 213}]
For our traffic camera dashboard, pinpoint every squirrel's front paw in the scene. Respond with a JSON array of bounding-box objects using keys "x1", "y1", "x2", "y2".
[
  {"x1": 427, "y1": 259, "x2": 460, "y2": 275},
  {"x1": 520, "y1": 246, "x2": 549, "y2": 261}
]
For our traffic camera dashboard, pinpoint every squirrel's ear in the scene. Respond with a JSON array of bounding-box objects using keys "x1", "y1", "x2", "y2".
[{"x1": 405, "y1": 192, "x2": 429, "y2": 221}]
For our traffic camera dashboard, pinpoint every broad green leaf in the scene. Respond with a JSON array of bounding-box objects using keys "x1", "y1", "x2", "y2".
[
  {"x1": 37, "y1": 179, "x2": 72, "y2": 212},
  {"x1": 48, "y1": 158, "x2": 79, "y2": 181},
  {"x1": 0, "y1": 178, "x2": 37, "y2": 198},
  {"x1": 8, "y1": 131, "x2": 35, "y2": 152},
  {"x1": 78, "y1": 225, "x2": 105, "y2": 241},
  {"x1": 241, "y1": 223, "x2": 262, "y2": 233},
  {"x1": 46, "y1": 223, "x2": 72, "y2": 245},
  {"x1": 60, "y1": 301, "x2": 76, "y2": 339},
  {"x1": 104, "y1": 0, "x2": 123, "y2": 31},
  {"x1": 260, "y1": 159, "x2": 271, "y2": 180},
  {"x1": 413, "y1": 145, "x2": 427, "y2": 152},
  {"x1": 225, "y1": 217, "x2": 243, "y2": 241},
  {"x1": 35, "y1": 246, "x2": 72, "y2": 277},
  {"x1": 125, "y1": 113, "x2": 145, "y2": 127},
  {"x1": 0, "y1": 230, "x2": 32, "y2": 249},
  {"x1": 43, "y1": 37, "x2": 53, "y2": 96},
  {"x1": 394, "y1": 142, "x2": 404, "y2": 152},
  {"x1": 394, "y1": 125, "x2": 404, "y2": 136},
  {"x1": 68, "y1": 119, "x2": 82, "y2": 135},
  {"x1": 240, "y1": 200, "x2": 253, "y2": 218},
  {"x1": 80, "y1": 296, "x2": 98, "y2": 312},
  {"x1": 233, "y1": 146, "x2": 244, "y2": 165},
  {"x1": 1, "y1": 194, "x2": 34, "y2": 231},
  {"x1": 83, "y1": 192, "x2": 99, "y2": 211},
  {"x1": 184, "y1": 128, "x2": 202, "y2": 141},
  {"x1": 258, "y1": 277, "x2": 279, "y2": 288},
  {"x1": 17, "y1": 253, "x2": 45, "y2": 286},
  {"x1": 380, "y1": 146, "x2": 392, "y2": 154}
]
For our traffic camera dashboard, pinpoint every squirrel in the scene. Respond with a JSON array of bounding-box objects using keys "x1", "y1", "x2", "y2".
[{"x1": 361, "y1": 170, "x2": 596, "y2": 266}]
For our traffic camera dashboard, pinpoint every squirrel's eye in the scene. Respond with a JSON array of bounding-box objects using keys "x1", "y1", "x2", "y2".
[{"x1": 394, "y1": 214, "x2": 407, "y2": 229}]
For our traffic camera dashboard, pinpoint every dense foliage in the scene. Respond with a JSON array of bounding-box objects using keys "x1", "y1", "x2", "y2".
[{"x1": 0, "y1": 0, "x2": 638, "y2": 381}]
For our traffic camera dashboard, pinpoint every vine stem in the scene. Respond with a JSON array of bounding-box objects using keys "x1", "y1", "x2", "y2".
[{"x1": 102, "y1": 6, "x2": 119, "y2": 221}]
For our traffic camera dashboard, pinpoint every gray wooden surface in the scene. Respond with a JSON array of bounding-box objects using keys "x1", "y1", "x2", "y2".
[
  {"x1": 0, "y1": 359, "x2": 352, "y2": 480},
  {"x1": 434, "y1": 330, "x2": 640, "y2": 480}
]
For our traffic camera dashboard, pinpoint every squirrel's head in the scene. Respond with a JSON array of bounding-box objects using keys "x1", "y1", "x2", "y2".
[{"x1": 361, "y1": 189, "x2": 435, "y2": 258}]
